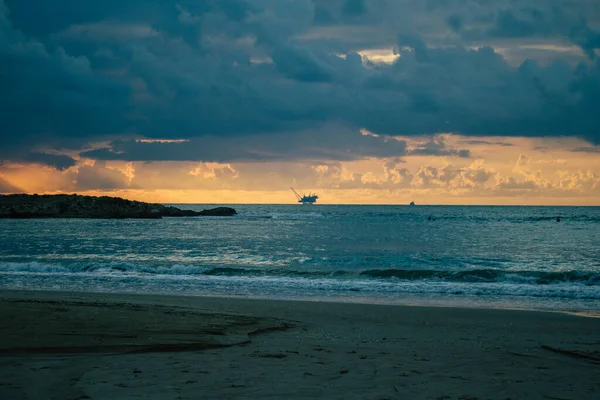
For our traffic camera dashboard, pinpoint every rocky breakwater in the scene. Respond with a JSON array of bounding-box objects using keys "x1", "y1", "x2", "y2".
[{"x1": 0, "y1": 194, "x2": 236, "y2": 219}]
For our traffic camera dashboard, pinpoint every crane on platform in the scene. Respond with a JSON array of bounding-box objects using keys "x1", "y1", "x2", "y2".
[{"x1": 290, "y1": 187, "x2": 318, "y2": 204}]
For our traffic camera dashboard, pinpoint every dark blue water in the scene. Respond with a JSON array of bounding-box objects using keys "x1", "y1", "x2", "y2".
[{"x1": 1, "y1": 205, "x2": 599, "y2": 312}]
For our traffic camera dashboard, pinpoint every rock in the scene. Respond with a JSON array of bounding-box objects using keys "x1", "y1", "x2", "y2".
[
  {"x1": 197, "y1": 207, "x2": 237, "y2": 216},
  {"x1": 0, "y1": 194, "x2": 237, "y2": 219},
  {"x1": 159, "y1": 206, "x2": 236, "y2": 217}
]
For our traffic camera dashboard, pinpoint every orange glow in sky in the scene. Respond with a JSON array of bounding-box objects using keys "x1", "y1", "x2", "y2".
[{"x1": 1, "y1": 135, "x2": 599, "y2": 205}]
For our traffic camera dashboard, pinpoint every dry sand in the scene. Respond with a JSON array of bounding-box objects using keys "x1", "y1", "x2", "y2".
[{"x1": 0, "y1": 290, "x2": 599, "y2": 400}]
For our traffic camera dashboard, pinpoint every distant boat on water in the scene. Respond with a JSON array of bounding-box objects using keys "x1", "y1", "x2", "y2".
[
  {"x1": 409, "y1": 201, "x2": 415, "y2": 206},
  {"x1": 290, "y1": 187, "x2": 318, "y2": 204}
]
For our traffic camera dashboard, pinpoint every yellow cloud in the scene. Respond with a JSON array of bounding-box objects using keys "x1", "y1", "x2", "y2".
[{"x1": 2, "y1": 135, "x2": 599, "y2": 205}]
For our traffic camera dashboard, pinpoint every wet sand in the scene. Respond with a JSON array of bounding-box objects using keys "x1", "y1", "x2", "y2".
[{"x1": 1, "y1": 290, "x2": 599, "y2": 399}]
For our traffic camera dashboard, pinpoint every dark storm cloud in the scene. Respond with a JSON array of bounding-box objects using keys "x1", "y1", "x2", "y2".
[
  {"x1": 82, "y1": 125, "x2": 476, "y2": 163},
  {"x1": 445, "y1": 1, "x2": 600, "y2": 60},
  {"x1": 459, "y1": 140, "x2": 514, "y2": 147},
  {"x1": 1, "y1": 0, "x2": 599, "y2": 166},
  {"x1": 0, "y1": 146, "x2": 76, "y2": 170},
  {"x1": 22, "y1": 153, "x2": 77, "y2": 170},
  {"x1": 408, "y1": 138, "x2": 470, "y2": 158},
  {"x1": 0, "y1": 0, "x2": 131, "y2": 161},
  {"x1": 81, "y1": 126, "x2": 411, "y2": 162}
]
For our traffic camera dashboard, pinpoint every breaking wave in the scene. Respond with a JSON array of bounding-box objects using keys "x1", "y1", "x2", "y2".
[
  {"x1": 2, "y1": 262, "x2": 600, "y2": 303},
  {"x1": 2, "y1": 262, "x2": 599, "y2": 286},
  {"x1": 359, "y1": 269, "x2": 600, "y2": 285}
]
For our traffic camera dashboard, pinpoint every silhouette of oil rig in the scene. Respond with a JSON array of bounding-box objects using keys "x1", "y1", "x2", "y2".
[{"x1": 290, "y1": 187, "x2": 318, "y2": 204}]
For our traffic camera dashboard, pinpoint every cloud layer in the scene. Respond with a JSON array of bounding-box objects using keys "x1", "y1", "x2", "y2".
[
  {"x1": 2, "y1": 1, "x2": 600, "y2": 160},
  {"x1": 0, "y1": 1, "x2": 599, "y2": 201}
]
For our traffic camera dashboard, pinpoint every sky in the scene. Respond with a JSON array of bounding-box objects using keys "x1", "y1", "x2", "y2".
[{"x1": 1, "y1": 0, "x2": 599, "y2": 205}]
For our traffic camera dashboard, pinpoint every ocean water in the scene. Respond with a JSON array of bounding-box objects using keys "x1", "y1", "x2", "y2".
[{"x1": 1, "y1": 205, "x2": 599, "y2": 313}]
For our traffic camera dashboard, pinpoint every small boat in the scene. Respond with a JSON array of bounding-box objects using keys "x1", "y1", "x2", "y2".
[{"x1": 409, "y1": 201, "x2": 415, "y2": 206}]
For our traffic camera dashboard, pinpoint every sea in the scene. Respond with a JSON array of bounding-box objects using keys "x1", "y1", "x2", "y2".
[{"x1": 1, "y1": 205, "x2": 599, "y2": 314}]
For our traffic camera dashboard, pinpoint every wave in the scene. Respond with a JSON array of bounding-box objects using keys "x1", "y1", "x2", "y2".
[
  {"x1": 2, "y1": 263, "x2": 600, "y2": 303},
  {"x1": 1, "y1": 262, "x2": 598, "y2": 286},
  {"x1": 360, "y1": 269, "x2": 600, "y2": 285},
  {"x1": 1, "y1": 267, "x2": 599, "y2": 302}
]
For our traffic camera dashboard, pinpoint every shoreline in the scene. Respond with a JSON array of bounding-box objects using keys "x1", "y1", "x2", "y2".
[
  {"x1": 1, "y1": 286, "x2": 599, "y2": 318},
  {"x1": 2, "y1": 289, "x2": 600, "y2": 399}
]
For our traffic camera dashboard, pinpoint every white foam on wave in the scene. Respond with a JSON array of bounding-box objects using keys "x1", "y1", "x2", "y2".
[
  {"x1": 2, "y1": 263, "x2": 599, "y2": 301},
  {"x1": 0, "y1": 261, "x2": 70, "y2": 273},
  {"x1": 0, "y1": 261, "x2": 216, "y2": 276}
]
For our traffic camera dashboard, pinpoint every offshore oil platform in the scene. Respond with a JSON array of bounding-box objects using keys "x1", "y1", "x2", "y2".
[{"x1": 290, "y1": 187, "x2": 318, "y2": 204}]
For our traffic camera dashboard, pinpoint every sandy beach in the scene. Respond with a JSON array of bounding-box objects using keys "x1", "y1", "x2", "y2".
[{"x1": 1, "y1": 290, "x2": 599, "y2": 400}]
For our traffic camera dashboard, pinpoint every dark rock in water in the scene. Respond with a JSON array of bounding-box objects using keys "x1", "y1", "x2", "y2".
[
  {"x1": 0, "y1": 194, "x2": 237, "y2": 219},
  {"x1": 161, "y1": 206, "x2": 237, "y2": 217},
  {"x1": 196, "y1": 207, "x2": 237, "y2": 216}
]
